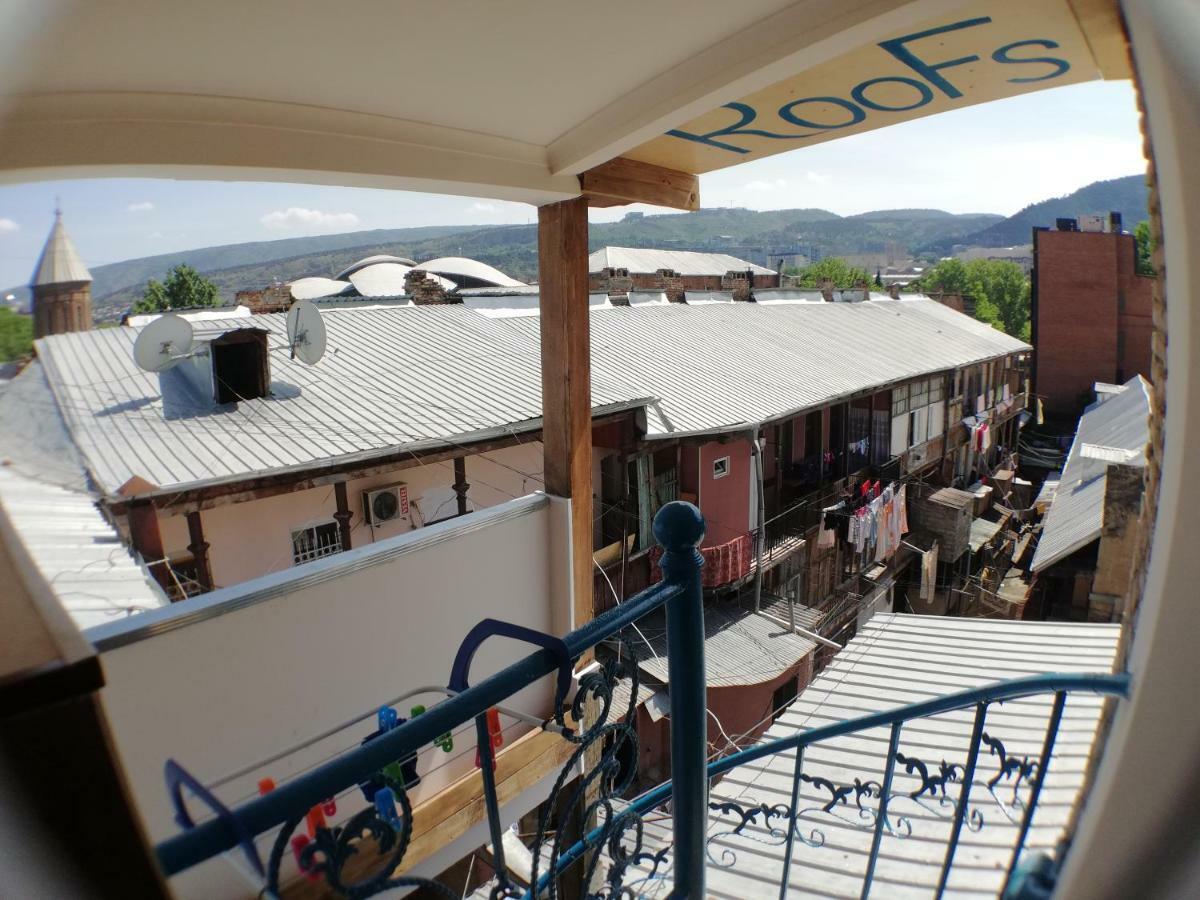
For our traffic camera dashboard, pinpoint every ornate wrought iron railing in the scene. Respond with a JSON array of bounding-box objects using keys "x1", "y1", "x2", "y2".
[{"x1": 153, "y1": 501, "x2": 1129, "y2": 899}]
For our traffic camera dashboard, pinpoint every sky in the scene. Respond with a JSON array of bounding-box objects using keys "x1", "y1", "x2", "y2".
[{"x1": 0, "y1": 80, "x2": 1145, "y2": 291}]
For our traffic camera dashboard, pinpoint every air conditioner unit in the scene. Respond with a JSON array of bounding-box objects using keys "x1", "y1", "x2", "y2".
[{"x1": 363, "y1": 485, "x2": 409, "y2": 525}]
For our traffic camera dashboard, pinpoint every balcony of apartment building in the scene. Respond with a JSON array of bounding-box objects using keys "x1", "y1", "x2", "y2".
[{"x1": 1, "y1": 3, "x2": 1197, "y2": 900}]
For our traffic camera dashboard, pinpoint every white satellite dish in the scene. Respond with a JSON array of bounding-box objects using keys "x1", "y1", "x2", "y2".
[
  {"x1": 286, "y1": 299, "x2": 327, "y2": 365},
  {"x1": 133, "y1": 315, "x2": 195, "y2": 372}
]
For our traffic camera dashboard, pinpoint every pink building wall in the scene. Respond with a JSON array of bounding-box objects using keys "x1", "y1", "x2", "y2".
[{"x1": 697, "y1": 437, "x2": 753, "y2": 548}]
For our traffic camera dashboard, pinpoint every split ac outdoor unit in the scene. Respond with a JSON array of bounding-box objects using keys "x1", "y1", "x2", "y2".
[{"x1": 363, "y1": 485, "x2": 409, "y2": 525}]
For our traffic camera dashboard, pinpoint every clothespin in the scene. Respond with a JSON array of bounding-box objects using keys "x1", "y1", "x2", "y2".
[
  {"x1": 257, "y1": 777, "x2": 275, "y2": 795},
  {"x1": 474, "y1": 708, "x2": 504, "y2": 769},
  {"x1": 291, "y1": 834, "x2": 320, "y2": 882},
  {"x1": 412, "y1": 703, "x2": 454, "y2": 752},
  {"x1": 374, "y1": 787, "x2": 401, "y2": 827},
  {"x1": 321, "y1": 798, "x2": 337, "y2": 816},
  {"x1": 306, "y1": 805, "x2": 326, "y2": 838},
  {"x1": 377, "y1": 706, "x2": 399, "y2": 732}
]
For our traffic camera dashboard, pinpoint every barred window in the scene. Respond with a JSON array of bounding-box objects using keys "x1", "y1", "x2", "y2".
[{"x1": 292, "y1": 521, "x2": 343, "y2": 565}]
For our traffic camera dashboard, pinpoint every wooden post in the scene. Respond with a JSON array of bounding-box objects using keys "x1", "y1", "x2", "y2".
[
  {"x1": 185, "y1": 511, "x2": 213, "y2": 592},
  {"x1": 127, "y1": 500, "x2": 173, "y2": 594},
  {"x1": 453, "y1": 457, "x2": 470, "y2": 517},
  {"x1": 333, "y1": 482, "x2": 353, "y2": 551},
  {"x1": 538, "y1": 195, "x2": 593, "y2": 629}
]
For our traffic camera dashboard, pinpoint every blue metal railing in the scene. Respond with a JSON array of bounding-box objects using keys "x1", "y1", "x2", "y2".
[
  {"x1": 154, "y1": 500, "x2": 1129, "y2": 899},
  {"x1": 154, "y1": 501, "x2": 710, "y2": 896}
]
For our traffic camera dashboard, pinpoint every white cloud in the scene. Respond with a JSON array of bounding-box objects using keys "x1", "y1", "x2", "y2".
[
  {"x1": 805, "y1": 171, "x2": 832, "y2": 184},
  {"x1": 127, "y1": 201, "x2": 155, "y2": 213},
  {"x1": 744, "y1": 178, "x2": 787, "y2": 192},
  {"x1": 469, "y1": 201, "x2": 499, "y2": 214},
  {"x1": 260, "y1": 207, "x2": 360, "y2": 231},
  {"x1": 0, "y1": 218, "x2": 18, "y2": 233},
  {"x1": 148, "y1": 231, "x2": 164, "y2": 239}
]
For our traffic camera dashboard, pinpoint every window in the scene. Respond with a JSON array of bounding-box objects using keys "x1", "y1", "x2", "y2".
[
  {"x1": 771, "y1": 677, "x2": 800, "y2": 723},
  {"x1": 712, "y1": 456, "x2": 730, "y2": 479},
  {"x1": 891, "y1": 384, "x2": 909, "y2": 416},
  {"x1": 291, "y1": 521, "x2": 343, "y2": 565},
  {"x1": 929, "y1": 377, "x2": 944, "y2": 403}
]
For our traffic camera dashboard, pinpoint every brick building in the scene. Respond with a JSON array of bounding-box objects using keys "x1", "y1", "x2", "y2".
[
  {"x1": 1031, "y1": 217, "x2": 1153, "y2": 426},
  {"x1": 30, "y1": 208, "x2": 93, "y2": 338}
]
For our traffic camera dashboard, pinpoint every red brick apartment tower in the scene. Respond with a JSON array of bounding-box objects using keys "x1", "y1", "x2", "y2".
[{"x1": 1031, "y1": 217, "x2": 1153, "y2": 426}]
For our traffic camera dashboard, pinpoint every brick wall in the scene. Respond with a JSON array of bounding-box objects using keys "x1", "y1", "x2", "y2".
[
  {"x1": 235, "y1": 284, "x2": 291, "y2": 314},
  {"x1": 33, "y1": 282, "x2": 91, "y2": 337},
  {"x1": 1091, "y1": 464, "x2": 1147, "y2": 620},
  {"x1": 404, "y1": 270, "x2": 453, "y2": 304},
  {"x1": 1033, "y1": 230, "x2": 1155, "y2": 425}
]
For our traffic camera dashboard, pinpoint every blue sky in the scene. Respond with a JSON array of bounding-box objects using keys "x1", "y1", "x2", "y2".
[{"x1": 0, "y1": 80, "x2": 1144, "y2": 291}]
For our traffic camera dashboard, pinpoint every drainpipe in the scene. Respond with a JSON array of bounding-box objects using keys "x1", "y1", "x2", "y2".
[{"x1": 752, "y1": 428, "x2": 766, "y2": 612}]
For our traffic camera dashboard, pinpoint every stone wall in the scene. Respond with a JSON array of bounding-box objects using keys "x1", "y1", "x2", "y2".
[{"x1": 235, "y1": 284, "x2": 291, "y2": 314}]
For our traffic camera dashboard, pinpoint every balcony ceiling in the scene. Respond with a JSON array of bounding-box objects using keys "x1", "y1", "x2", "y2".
[{"x1": 0, "y1": 0, "x2": 1127, "y2": 204}]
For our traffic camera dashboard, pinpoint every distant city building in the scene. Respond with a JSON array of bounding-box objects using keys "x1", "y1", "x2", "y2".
[
  {"x1": 589, "y1": 246, "x2": 777, "y2": 301},
  {"x1": 954, "y1": 244, "x2": 1034, "y2": 273},
  {"x1": 1031, "y1": 214, "x2": 1153, "y2": 426},
  {"x1": 30, "y1": 208, "x2": 92, "y2": 338}
]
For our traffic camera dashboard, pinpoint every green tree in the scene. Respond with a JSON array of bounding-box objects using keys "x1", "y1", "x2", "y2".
[
  {"x1": 0, "y1": 308, "x2": 33, "y2": 361},
  {"x1": 134, "y1": 264, "x2": 221, "y2": 313},
  {"x1": 793, "y1": 257, "x2": 871, "y2": 288},
  {"x1": 920, "y1": 257, "x2": 1030, "y2": 339},
  {"x1": 1134, "y1": 220, "x2": 1156, "y2": 276}
]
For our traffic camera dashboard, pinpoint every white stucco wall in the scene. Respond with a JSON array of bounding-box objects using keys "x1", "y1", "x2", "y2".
[{"x1": 95, "y1": 494, "x2": 572, "y2": 898}]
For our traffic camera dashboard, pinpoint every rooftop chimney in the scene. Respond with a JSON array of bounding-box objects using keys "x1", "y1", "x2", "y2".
[
  {"x1": 820, "y1": 278, "x2": 834, "y2": 302},
  {"x1": 888, "y1": 283, "x2": 901, "y2": 300}
]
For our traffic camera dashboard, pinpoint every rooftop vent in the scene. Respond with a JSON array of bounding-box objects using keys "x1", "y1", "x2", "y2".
[{"x1": 210, "y1": 329, "x2": 270, "y2": 403}]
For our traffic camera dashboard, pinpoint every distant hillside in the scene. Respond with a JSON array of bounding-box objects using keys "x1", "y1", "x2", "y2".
[
  {"x1": 937, "y1": 175, "x2": 1149, "y2": 250},
  {"x1": 79, "y1": 206, "x2": 1006, "y2": 319}
]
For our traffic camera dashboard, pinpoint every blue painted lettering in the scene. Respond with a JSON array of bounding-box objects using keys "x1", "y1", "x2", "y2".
[
  {"x1": 991, "y1": 40, "x2": 1071, "y2": 82},
  {"x1": 850, "y1": 76, "x2": 934, "y2": 112},
  {"x1": 778, "y1": 96, "x2": 865, "y2": 130},
  {"x1": 667, "y1": 102, "x2": 820, "y2": 152},
  {"x1": 877, "y1": 17, "x2": 993, "y2": 99}
]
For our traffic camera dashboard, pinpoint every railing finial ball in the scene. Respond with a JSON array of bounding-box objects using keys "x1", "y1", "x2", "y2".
[{"x1": 653, "y1": 500, "x2": 706, "y2": 553}]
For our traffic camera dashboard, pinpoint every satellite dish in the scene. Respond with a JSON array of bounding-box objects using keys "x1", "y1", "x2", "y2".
[
  {"x1": 133, "y1": 315, "x2": 195, "y2": 372},
  {"x1": 286, "y1": 299, "x2": 327, "y2": 365}
]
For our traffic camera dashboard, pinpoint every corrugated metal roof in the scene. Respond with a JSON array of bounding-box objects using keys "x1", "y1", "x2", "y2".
[
  {"x1": 632, "y1": 603, "x2": 816, "y2": 688},
  {"x1": 683, "y1": 290, "x2": 734, "y2": 304},
  {"x1": 589, "y1": 246, "x2": 774, "y2": 276},
  {"x1": 503, "y1": 298, "x2": 1028, "y2": 439},
  {"x1": 31, "y1": 306, "x2": 652, "y2": 495},
  {"x1": 1031, "y1": 375, "x2": 1150, "y2": 572},
  {"x1": 32, "y1": 210, "x2": 92, "y2": 286},
  {"x1": 620, "y1": 613, "x2": 1120, "y2": 897},
  {"x1": 0, "y1": 466, "x2": 165, "y2": 631},
  {"x1": 968, "y1": 516, "x2": 1004, "y2": 553}
]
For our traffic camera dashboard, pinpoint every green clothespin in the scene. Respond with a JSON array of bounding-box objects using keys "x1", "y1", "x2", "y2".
[{"x1": 411, "y1": 704, "x2": 454, "y2": 752}]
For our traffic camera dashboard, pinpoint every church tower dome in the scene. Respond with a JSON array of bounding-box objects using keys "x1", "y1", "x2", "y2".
[{"x1": 31, "y1": 207, "x2": 92, "y2": 338}]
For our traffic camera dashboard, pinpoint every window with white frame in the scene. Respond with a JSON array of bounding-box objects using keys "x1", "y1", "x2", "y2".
[
  {"x1": 712, "y1": 456, "x2": 730, "y2": 479},
  {"x1": 893, "y1": 376, "x2": 947, "y2": 449},
  {"x1": 291, "y1": 521, "x2": 343, "y2": 565}
]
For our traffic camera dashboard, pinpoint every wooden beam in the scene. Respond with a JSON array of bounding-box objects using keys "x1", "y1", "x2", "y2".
[
  {"x1": 539, "y1": 196, "x2": 594, "y2": 632},
  {"x1": 185, "y1": 510, "x2": 213, "y2": 591},
  {"x1": 581, "y1": 157, "x2": 699, "y2": 211}
]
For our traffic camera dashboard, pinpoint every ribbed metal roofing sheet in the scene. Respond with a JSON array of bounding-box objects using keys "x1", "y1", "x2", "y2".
[
  {"x1": 0, "y1": 466, "x2": 165, "y2": 631},
  {"x1": 620, "y1": 613, "x2": 1120, "y2": 897},
  {"x1": 503, "y1": 297, "x2": 1028, "y2": 439},
  {"x1": 1031, "y1": 375, "x2": 1150, "y2": 572},
  {"x1": 589, "y1": 246, "x2": 774, "y2": 276},
  {"x1": 32, "y1": 306, "x2": 651, "y2": 495},
  {"x1": 633, "y1": 603, "x2": 816, "y2": 689}
]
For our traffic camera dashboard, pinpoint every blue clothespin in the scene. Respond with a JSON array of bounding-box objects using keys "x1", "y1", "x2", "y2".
[
  {"x1": 378, "y1": 706, "x2": 398, "y2": 732},
  {"x1": 374, "y1": 787, "x2": 401, "y2": 827}
]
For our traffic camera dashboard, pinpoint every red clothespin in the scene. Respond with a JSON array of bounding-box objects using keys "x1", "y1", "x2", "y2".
[
  {"x1": 474, "y1": 708, "x2": 504, "y2": 769},
  {"x1": 257, "y1": 777, "x2": 275, "y2": 795},
  {"x1": 291, "y1": 834, "x2": 321, "y2": 883},
  {"x1": 306, "y1": 805, "x2": 326, "y2": 838},
  {"x1": 321, "y1": 798, "x2": 337, "y2": 817}
]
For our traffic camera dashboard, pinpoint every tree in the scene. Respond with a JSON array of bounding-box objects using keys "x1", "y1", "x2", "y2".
[
  {"x1": 874, "y1": 268, "x2": 883, "y2": 287},
  {"x1": 919, "y1": 257, "x2": 1030, "y2": 339},
  {"x1": 133, "y1": 264, "x2": 221, "y2": 313},
  {"x1": 792, "y1": 257, "x2": 871, "y2": 288},
  {"x1": 0, "y1": 308, "x2": 33, "y2": 361},
  {"x1": 1134, "y1": 220, "x2": 1156, "y2": 276}
]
